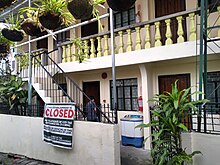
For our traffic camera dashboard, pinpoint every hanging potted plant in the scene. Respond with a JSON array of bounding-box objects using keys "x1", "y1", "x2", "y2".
[
  {"x1": 19, "y1": 10, "x2": 45, "y2": 37},
  {"x1": 0, "y1": 31, "x2": 14, "y2": 55},
  {"x1": 20, "y1": 0, "x2": 75, "y2": 30},
  {"x1": 66, "y1": 0, "x2": 105, "y2": 20},
  {"x1": 0, "y1": 0, "x2": 16, "y2": 11},
  {"x1": 106, "y1": 0, "x2": 136, "y2": 11},
  {"x1": 2, "y1": 14, "x2": 24, "y2": 42}
]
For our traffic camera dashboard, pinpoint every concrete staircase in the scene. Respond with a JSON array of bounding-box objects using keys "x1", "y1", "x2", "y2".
[{"x1": 32, "y1": 66, "x2": 71, "y2": 104}]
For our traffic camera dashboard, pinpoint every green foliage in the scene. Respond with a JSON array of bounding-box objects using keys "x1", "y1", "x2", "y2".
[
  {"x1": 136, "y1": 80, "x2": 208, "y2": 165},
  {"x1": 71, "y1": 38, "x2": 89, "y2": 63},
  {"x1": 15, "y1": 53, "x2": 29, "y2": 70},
  {"x1": 19, "y1": 0, "x2": 75, "y2": 28},
  {"x1": 4, "y1": 14, "x2": 22, "y2": 31},
  {"x1": 0, "y1": 74, "x2": 35, "y2": 115}
]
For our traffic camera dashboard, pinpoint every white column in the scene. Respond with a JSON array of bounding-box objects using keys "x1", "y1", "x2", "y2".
[{"x1": 139, "y1": 64, "x2": 152, "y2": 150}]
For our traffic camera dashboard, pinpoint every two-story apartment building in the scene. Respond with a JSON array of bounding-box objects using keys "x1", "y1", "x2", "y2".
[{"x1": 1, "y1": 0, "x2": 220, "y2": 150}]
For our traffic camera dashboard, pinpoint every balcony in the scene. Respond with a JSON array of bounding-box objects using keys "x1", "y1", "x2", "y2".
[{"x1": 16, "y1": 7, "x2": 220, "y2": 74}]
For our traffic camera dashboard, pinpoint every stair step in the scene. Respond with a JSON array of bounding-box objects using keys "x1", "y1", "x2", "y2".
[{"x1": 52, "y1": 96, "x2": 71, "y2": 103}]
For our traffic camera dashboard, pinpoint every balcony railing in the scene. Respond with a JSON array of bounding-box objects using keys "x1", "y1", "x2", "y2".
[{"x1": 57, "y1": 7, "x2": 220, "y2": 63}]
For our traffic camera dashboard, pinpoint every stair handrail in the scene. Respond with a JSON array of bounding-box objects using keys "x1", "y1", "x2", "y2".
[
  {"x1": 32, "y1": 49, "x2": 114, "y2": 124},
  {"x1": 31, "y1": 51, "x2": 86, "y2": 117}
]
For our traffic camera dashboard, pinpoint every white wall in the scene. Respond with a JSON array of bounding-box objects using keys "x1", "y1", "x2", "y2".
[
  {"x1": 182, "y1": 132, "x2": 220, "y2": 165},
  {"x1": 0, "y1": 115, "x2": 120, "y2": 165}
]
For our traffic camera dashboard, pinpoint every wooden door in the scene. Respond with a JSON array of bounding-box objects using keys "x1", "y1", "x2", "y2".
[
  {"x1": 158, "y1": 74, "x2": 191, "y2": 128},
  {"x1": 83, "y1": 81, "x2": 100, "y2": 106},
  {"x1": 155, "y1": 0, "x2": 186, "y2": 44}
]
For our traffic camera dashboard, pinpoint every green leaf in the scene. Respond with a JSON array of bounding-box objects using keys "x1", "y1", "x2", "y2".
[{"x1": 178, "y1": 123, "x2": 188, "y2": 132}]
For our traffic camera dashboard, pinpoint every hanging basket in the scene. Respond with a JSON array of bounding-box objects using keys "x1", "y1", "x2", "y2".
[
  {"x1": 21, "y1": 19, "x2": 43, "y2": 37},
  {"x1": 39, "y1": 12, "x2": 62, "y2": 30},
  {"x1": 0, "y1": 0, "x2": 16, "y2": 11},
  {"x1": 67, "y1": 0, "x2": 93, "y2": 20},
  {"x1": 2, "y1": 28, "x2": 24, "y2": 42},
  {"x1": 107, "y1": 0, "x2": 136, "y2": 11},
  {"x1": 0, "y1": 43, "x2": 9, "y2": 54}
]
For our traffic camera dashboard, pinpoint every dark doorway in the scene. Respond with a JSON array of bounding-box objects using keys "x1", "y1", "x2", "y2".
[
  {"x1": 81, "y1": 16, "x2": 98, "y2": 37},
  {"x1": 37, "y1": 31, "x2": 48, "y2": 49},
  {"x1": 155, "y1": 0, "x2": 186, "y2": 44},
  {"x1": 158, "y1": 73, "x2": 191, "y2": 128},
  {"x1": 81, "y1": 17, "x2": 98, "y2": 56},
  {"x1": 83, "y1": 81, "x2": 100, "y2": 106}
]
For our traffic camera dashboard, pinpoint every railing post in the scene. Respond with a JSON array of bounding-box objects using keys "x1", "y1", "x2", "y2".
[
  {"x1": 62, "y1": 45, "x2": 67, "y2": 63},
  {"x1": 72, "y1": 41, "x2": 77, "y2": 61},
  {"x1": 145, "y1": 24, "x2": 151, "y2": 48},
  {"x1": 84, "y1": 40, "x2": 90, "y2": 58},
  {"x1": 104, "y1": 35, "x2": 109, "y2": 56},
  {"x1": 189, "y1": 13, "x2": 196, "y2": 41},
  {"x1": 177, "y1": 16, "x2": 185, "y2": 43},
  {"x1": 165, "y1": 19, "x2": 173, "y2": 45},
  {"x1": 154, "y1": 22, "x2": 162, "y2": 46},
  {"x1": 67, "y1": 43, "x2": 72, "y2": 62},
  {"x1": 90, "y1": 38, "x2": 96, "y2": 58},
  {"x1": 126, "y1": 29, "x2": 133, "y2": 52},
  {"x1": 97, "y1": 36, "x2": 102, "y2": 57},
  {"x1": 57, "y1": 45, "x2": 63, "y2": 63},
  {"x1": 135, "y1": 27, "x2": 142, "y2": 50},
  {"x1": 118, "y1": 31, "x2": 124, "y2": 53}
]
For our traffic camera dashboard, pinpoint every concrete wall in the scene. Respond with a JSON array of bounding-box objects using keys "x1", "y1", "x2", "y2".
[
  {"x1": 0, "y1": 115, "x2": 120, "y2": 165},
  {"x1": 182, "y1": 132, "x2": 220, "y2": 165}
]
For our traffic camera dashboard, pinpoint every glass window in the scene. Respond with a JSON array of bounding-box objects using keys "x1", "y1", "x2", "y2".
[
  {"x1": 110, "y1": 78, "x2": 138, "y2": 111},
  {"x1": 113, "y1": 7, "x2": 136, "y2": 29},
  {"x1": 206, "y1": 71, "x2": 220, "y2": 114}
]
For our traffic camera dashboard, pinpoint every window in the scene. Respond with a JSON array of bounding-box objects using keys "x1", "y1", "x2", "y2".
[
  {"x1": 206, "y1": 71, "x2": 220, "y2": 113},
  {"x1": 110, "y1": 78, "x2": 138, "y2": 111},
  {"x1": 113, "y1": 7, "x2": 136, "y2": 29}
]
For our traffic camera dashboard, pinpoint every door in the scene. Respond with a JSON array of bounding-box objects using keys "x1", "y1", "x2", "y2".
[
  {"x1": 81, "y1": 16, "x2": 98, "y2": 37},
  {"x1": 155, "y1": 0, "x2": 186, "y2": 44},
  {"x1": 37, "y1": 31, "x2": 48, "y2": 49},
  {"x1": 158, "y1": 74, "x2": 191, "y2": 128},
  {"x1": 83, "y1": 81, "x2": 100, "y2": 106}
]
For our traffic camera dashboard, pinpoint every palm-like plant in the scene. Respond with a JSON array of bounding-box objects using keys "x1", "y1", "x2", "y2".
[
  {"x1": 20, "y1": 10, "x2": 45, "y2": 36},
  {"x1": 136, "y1": 80, "x2": 208, "y2": 165},
  {"x1": 20, "y1": 0, "x2": 75, "y2": 30},
  {"x1": 2, "y1": 14, "x2": 24, "y2": 42}
]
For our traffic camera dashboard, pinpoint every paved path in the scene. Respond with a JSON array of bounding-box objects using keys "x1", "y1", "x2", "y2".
[
  {"x1": 120, "y1": 145, "x2": 152, "y2": 165},
  {"x1": 0, "y1": 153, "x2": 58, "y2": 165}
]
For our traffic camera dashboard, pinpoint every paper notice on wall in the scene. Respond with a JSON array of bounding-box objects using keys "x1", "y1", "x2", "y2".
[{"x1": 43, "y1": 103, "x2": 75, "y2": 149}]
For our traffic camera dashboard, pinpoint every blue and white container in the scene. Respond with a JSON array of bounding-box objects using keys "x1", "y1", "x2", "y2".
[{"x1": 120, "y1": 114, "x2": 144, "y2": 148}]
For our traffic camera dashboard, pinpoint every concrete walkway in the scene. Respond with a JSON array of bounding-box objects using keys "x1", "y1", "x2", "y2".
[
  {"x1": 120, "y1": 145, "x2": 152, "y2": 165},
  {"x1": 0, "y1": 153, "x2": 57, "y2": 165},
  {"x1": 0, "y1": 145, "x2": 152, "y2": 165}
]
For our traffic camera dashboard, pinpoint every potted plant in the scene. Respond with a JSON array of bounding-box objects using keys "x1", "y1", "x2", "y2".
[
  {"x1": 2, "y1": 14, "x2": 24, "y2": 42},
  {"x1": 20, "y1": 10, "x2": 45, "y2": 37},
  {"x1": 107, "y1": 0, "x2": 136, "y2": 11},
  {"x1": 0, "y1": 0, "x2": 16, "y2": 11},
  {"x1": 71, "y1": 38, "x2": 89, "y2": 63},
  {"x1": 20, "y1": 0, "x2": 75, "y2": 30},
  {"x1": 136, "y1": 80, "x2": 208, "y2": 165},
  {"x1": 67, "y1": 0, "x2": 105, "y2": 20},
  {"x1": 0, "y1": 31, "x2": 14, "y2": 55}
]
